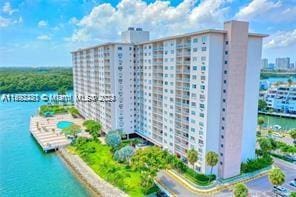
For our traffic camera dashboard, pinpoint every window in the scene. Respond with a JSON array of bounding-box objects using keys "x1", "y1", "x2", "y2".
[
  {"x1": 202, "y1": 36, "x2": 207, "y2": 43},
  {"x1": 201, "y1": 47, "x2": 207, "y2": 51},
  {"x1": 224, "y1": 70, "x2": 227, "y2": 74},
  {"x1": 193, "y1": 66, "x2": 197, "y2": 70},
  {"x1": 193, "y1": 48, "x2": 198, "y2": 52},
  {"x1": 193, "y1": 38, "x2": 198, "y2": 43},
  {"x1": 225, "y1": 61, "x2": 228, "y2": 64},
  {"x1": 225, "y1": 41, "x2": 229, "y2": 45},
  {"x1": 225, "y1": 51, "x2": 228, "y2": 55},
  {"x1": 201, "y1": 66, "x2": 206, "y2": 71}
]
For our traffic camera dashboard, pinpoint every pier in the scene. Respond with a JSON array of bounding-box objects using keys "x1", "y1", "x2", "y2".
[{"x1": 30, "y1": 116, "x2": 71, "y2": 152}]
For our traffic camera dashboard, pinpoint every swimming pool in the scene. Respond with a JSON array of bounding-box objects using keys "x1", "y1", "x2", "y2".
[{"x1": 57, "y1": 121, "x2": 73, "y2": 129}]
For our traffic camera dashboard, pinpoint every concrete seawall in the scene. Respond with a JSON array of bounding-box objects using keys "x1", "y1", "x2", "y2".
[{"x1": 58, "y1": 148, "x2": 128, "y2": 197}]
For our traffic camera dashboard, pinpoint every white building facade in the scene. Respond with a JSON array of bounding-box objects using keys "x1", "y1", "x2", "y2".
[
  {"x1": 265, "y1": 86, "x2": 296, "y2": 114},
  {"x1": 72, "y1": 20, "x2": 266, "y2": 179}
]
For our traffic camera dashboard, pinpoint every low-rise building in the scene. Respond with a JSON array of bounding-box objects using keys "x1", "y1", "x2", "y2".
[{"x1": 265, "y1": 86, "x2": 296, "y2": 114}]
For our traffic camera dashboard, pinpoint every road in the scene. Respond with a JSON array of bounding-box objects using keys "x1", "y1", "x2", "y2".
[
  {"x1": 157, "y1": 158, "x2": 296, "y2": 196},
  {"x1": 157, "y1": 171, "x2": 199, "y2": 197}
]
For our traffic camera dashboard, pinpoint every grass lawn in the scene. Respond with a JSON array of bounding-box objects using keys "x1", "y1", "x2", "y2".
[{"x1": 70, "y1": 140, "x2": 149, "y2": 196}]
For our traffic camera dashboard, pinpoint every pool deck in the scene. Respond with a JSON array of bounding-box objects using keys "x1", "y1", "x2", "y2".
[{"x1": 29, "y1": 114, "x2": 89, "y2": 152}]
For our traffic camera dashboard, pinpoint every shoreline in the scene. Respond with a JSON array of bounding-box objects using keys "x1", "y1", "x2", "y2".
[{"x1": 57, "y1": 148, "x2": 128, "y2": 197}]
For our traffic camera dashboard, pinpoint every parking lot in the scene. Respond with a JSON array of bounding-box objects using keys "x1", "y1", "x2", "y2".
[{"x1": 218, "y1": 158, "x2": 296, "y2": 196}]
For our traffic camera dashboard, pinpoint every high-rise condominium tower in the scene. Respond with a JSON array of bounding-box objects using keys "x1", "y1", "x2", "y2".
[{"x1": 72, "y1": 21, "x2": 267, "y2": 179}]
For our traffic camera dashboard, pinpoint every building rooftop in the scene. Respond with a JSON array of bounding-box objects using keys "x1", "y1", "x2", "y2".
[{"x1": 71, "y1": 27, "x2": 268, "y2": 52}]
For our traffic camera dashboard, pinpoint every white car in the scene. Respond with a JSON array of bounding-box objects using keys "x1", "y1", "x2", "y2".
[
  {"x1": 290, "y1": 180, "x2": 296, "y2": 188},
  {"x1": 273, "y1": 186, "x2": 290, "y2": 197}
]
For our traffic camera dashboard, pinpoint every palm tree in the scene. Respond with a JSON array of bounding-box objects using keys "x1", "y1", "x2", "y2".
[
  {"x1": 206, "y1": 151, "x2": 219, "y2": 174},
  {"x1": 233, "y1": 183, "x2": 248, "y2": 197},
  {"x1": 289, "y1": 129, "x2": 296, "y2": 141},
  {"x1": 258, "y1": 138, "x2": 273, "y2": 155},
  {"x1": 258, "y1": 117, "x2": 265, "y2": 131},
  {"x1": 187, "y1": 149, "x2": 198, "y2": 169},
  {"x1": 288, "y1": 78, "x2": 293, "y2": 87},
  {"x1": 268, "y1": 167, "x2": 285, "y2": 187}
]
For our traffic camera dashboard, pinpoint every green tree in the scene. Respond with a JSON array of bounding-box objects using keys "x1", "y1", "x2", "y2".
[
  {"x1": 289, "y1": 129, "x2": 296, "y2": 140},
  {"x1": 258, "y1": 99, "x2": 267, "y2": 111},
  {"x1": 290, "y1": 192, "x2": 296, "y2": 197},
  {"x1": 258, "y1": 138, "x2": 273, "y2": 154},
  {"x1": 114, "y1": 146, "x2": 135, "y2": 163},
  {"x1": 268, "y1": 167, "x2": 285, "y2": 187},
  {"x1": 68, "y1": 107, "x2": 80, "y2": 117},
  {"x1": 187, "y1": 149, "x2": 198, "y2": 168},
  {"x1": 288, "y1": 78, "x2": 293, "y2": 86},
  {"x1": 206, "y1": 151, "x2": 219, "y2": 174},
  {"x1": 105, "y1": 133, "x2": 121, "y2": 149},
  {"x1": 83, "y1": 120, "x2": 102, "y2": 139},
  {"x1": 57, "y1": 86, "x2": 67, "y2": 95},
  {"x1": 233, "y1": 183, "x2": 248, "y2": 197},
  {"x1": 62, "y1": 124, "x2": 81, "y2": 138},
  {"x1": 258, "y1": 117, "x2": 265, "y2": 131}
]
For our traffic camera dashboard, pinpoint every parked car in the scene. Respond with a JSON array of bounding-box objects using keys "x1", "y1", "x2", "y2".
[
  {"x1": 273, "y1": 186, "x2": 290, "y2": 197},
  {"x1": 290, "y1": 180, "x2": 296, "y2": 188},
  {"x1": 156, "y1": 191, "x2": 169, "y2": 197}
]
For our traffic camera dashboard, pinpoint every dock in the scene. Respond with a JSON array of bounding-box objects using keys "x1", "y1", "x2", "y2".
[{"x1": 30, "y1": 116, "x2": 71, "y2": 152}]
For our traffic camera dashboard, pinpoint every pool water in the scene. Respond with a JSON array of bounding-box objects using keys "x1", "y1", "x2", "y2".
[{"x1": 57, "y1": 121, "x2": 73, "y2": 129}]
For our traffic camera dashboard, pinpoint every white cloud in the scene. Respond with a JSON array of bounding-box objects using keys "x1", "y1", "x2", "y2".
[
  {"x1": 235, "y1": 0, "x2": 296, "y2": 22},
  {"x1": 37, "y1": 35, "x2": 51, "y2": 40},
  {"x1": 264, "y1": 29, "x2": 296, "y2": 49},
  {"x1": 0, "y1": 16, "x2": 22, "y2": 27},
  {"x1": 69, "y1": 17, "x2": 79, "y2": 25},
  {"x1": 0, "y1": 16, "x2": 10, "y2": 27},
  {"x1": 71, "y1": 0, "x2": 230, "y2": 42},
  {"x1": 2, "y1": 2, "x2": 18, "y2": 15},
  {"x1": 38, "y1": 20, "x2": 48, "y2": 28}
]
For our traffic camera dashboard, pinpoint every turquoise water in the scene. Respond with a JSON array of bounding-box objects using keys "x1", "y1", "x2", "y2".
[
  {"x1": 0, "y1": 92, "x2": 90, "y2": 196},
  {"x1": 260, "y1": 76, "x2": 296, "y2": 84},
  {"x1": 260, "y1": 115, "x2": 296, "y2": 131},
  {"x1": 57, "y1": 121, "x2": 74, "y2": 129}
]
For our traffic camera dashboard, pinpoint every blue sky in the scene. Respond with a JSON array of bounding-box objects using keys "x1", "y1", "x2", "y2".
[{"x1": 0, "y1": 0, "x2": 295, "y2": 67}]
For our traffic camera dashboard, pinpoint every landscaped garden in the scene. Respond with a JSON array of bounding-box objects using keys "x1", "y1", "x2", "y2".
[
  {"x1": 69, "y1": 130, "x2": 216, "y2": 196},
  {"x1": 39, "y1": 104, "x2": 80, "y2": 117}
]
